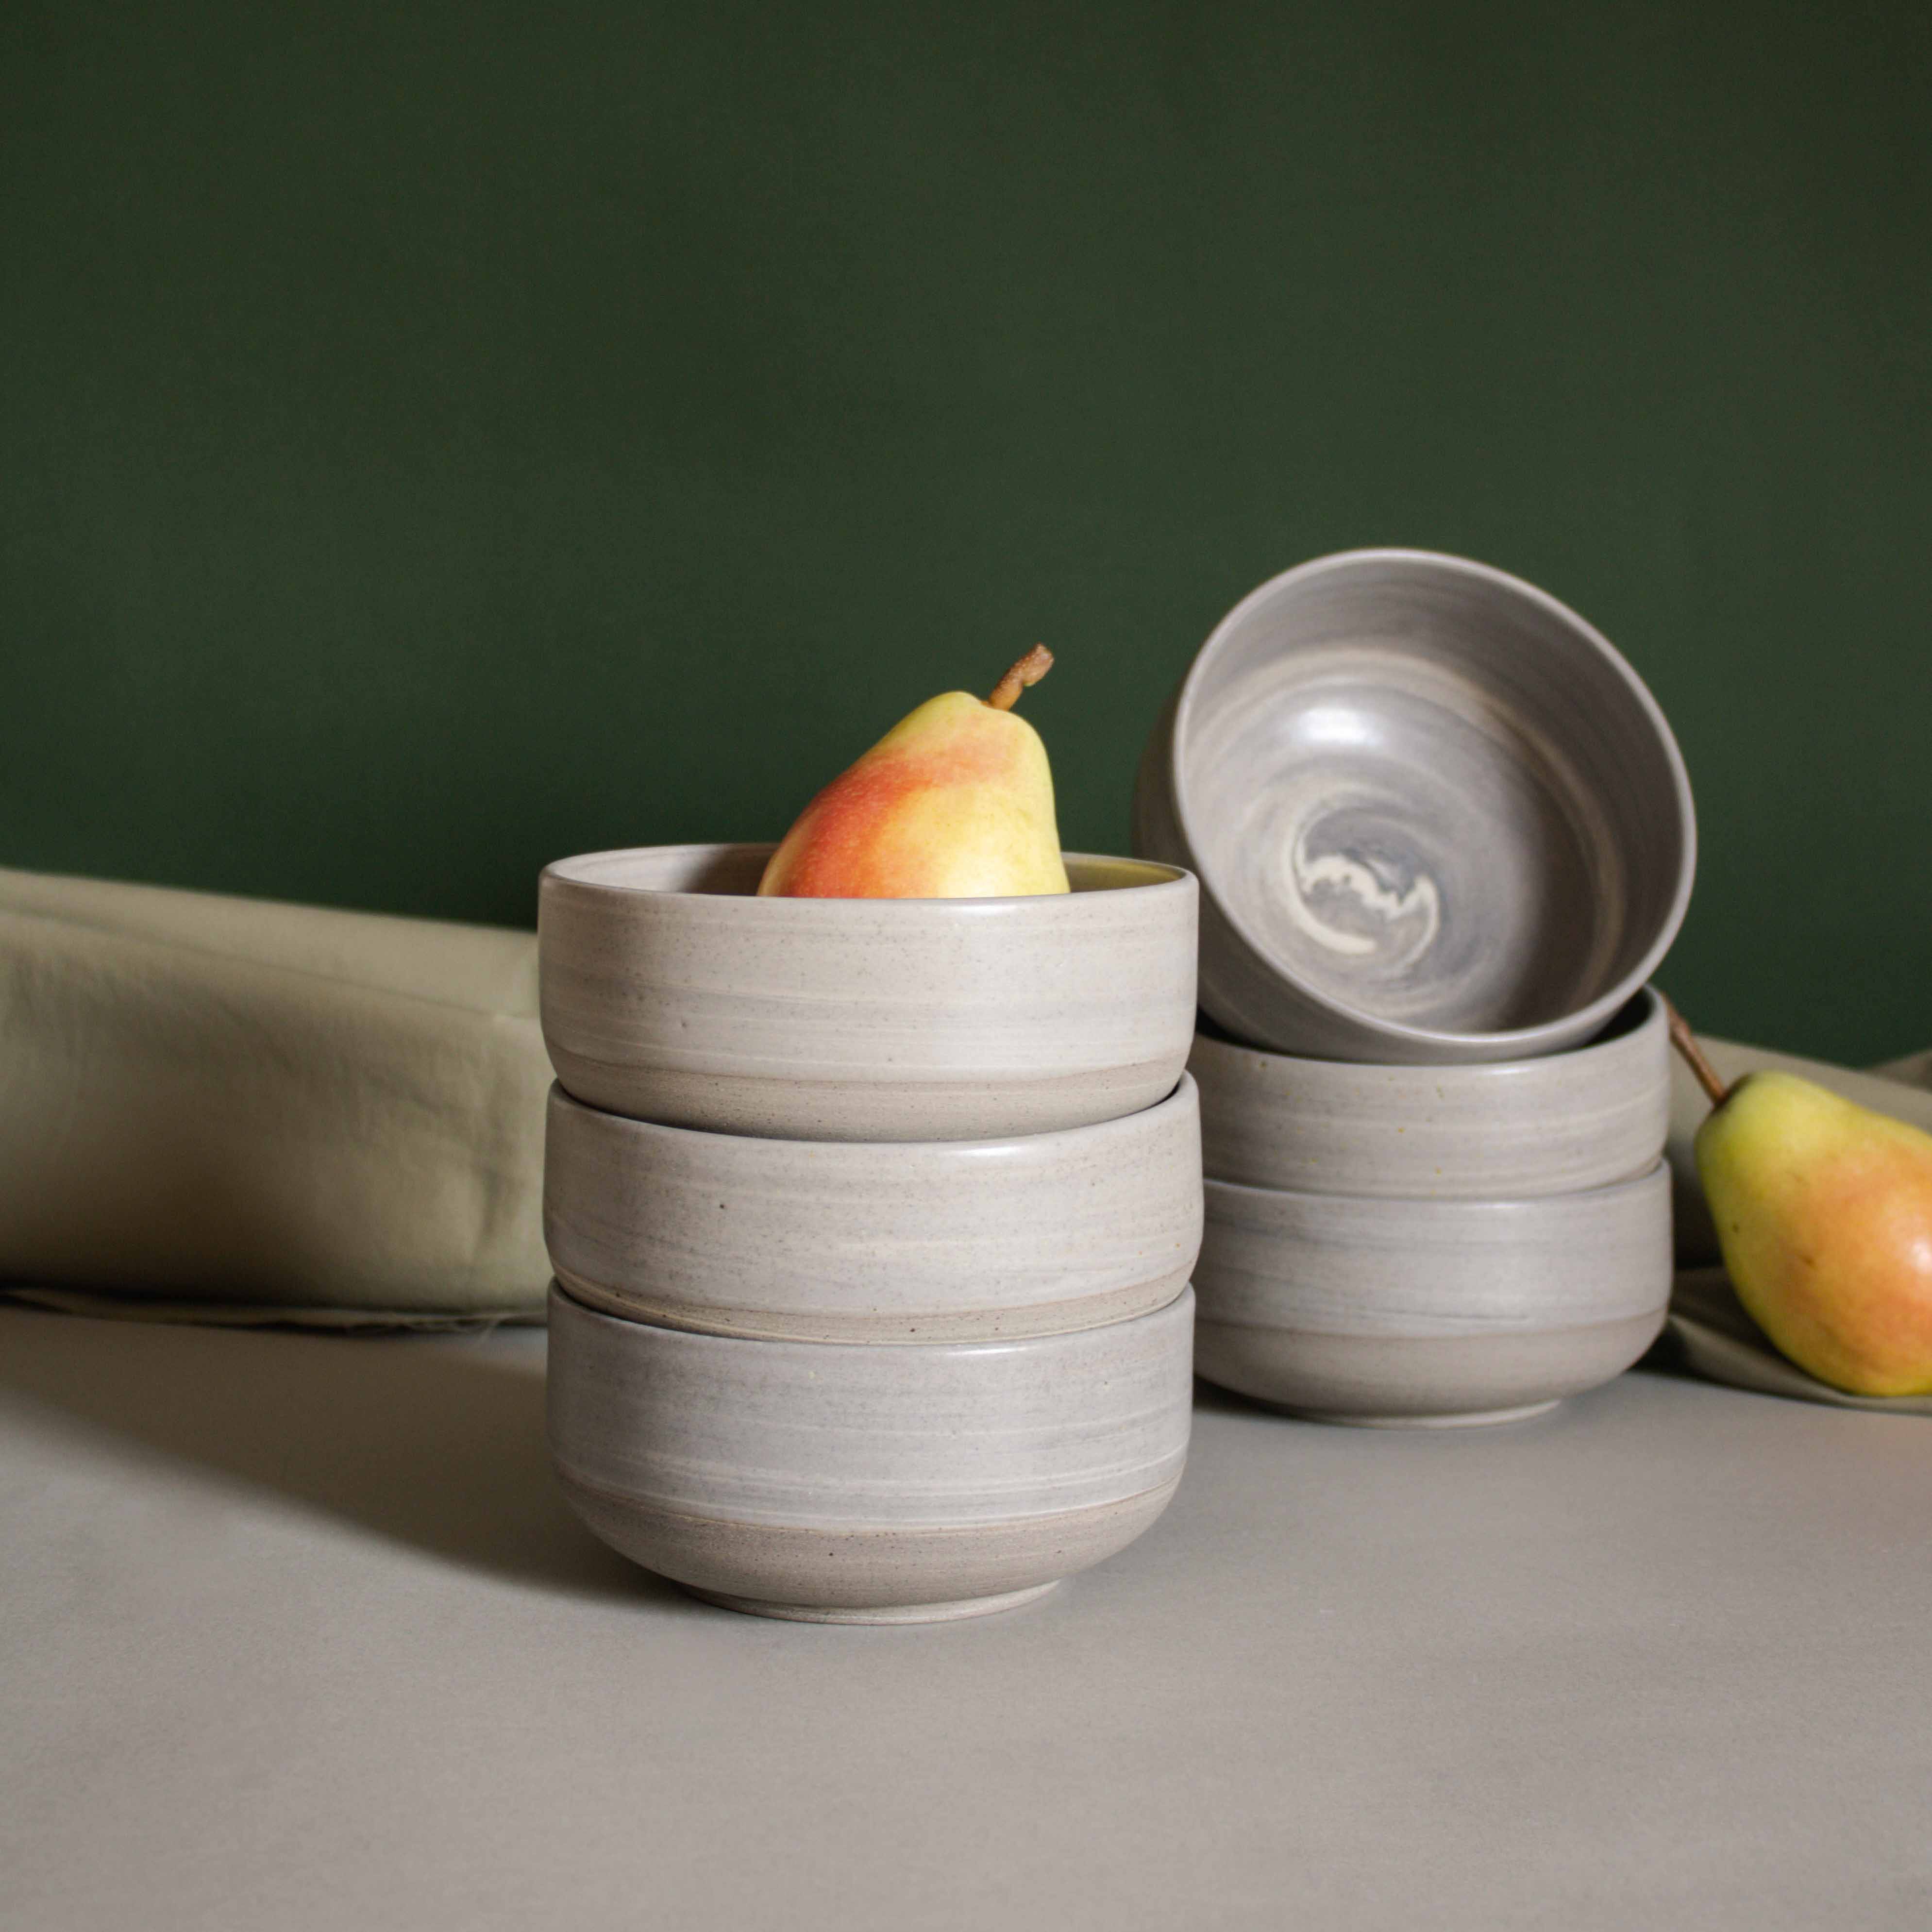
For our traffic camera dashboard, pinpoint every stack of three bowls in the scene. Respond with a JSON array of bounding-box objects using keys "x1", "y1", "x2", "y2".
[
  {"x1": 1135, "y1": 551, "x2": 1697, "y2": 1425},
  {"x1": 537, "y1": 844, "x2": 1204, "y2": 1619}
]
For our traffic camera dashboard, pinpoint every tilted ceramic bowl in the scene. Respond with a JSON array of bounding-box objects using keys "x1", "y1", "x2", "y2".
[
  {"x1": 544, "y1": 1075, "x2": 1202, "y2": 1344},
  {"x1": 1134, "y1": 550, "x2": 1695, "y2": 1063},
  {"x1": 538, "y1": 844, "x2": 1197, "y2": 1142},
  {"x1": 1190, "y1": 989, "x2": 1668, "y2": 1198},
  {"x1": 546, "y1": 1282, "x2": 1195, "y2": 1622},
  {"x1": 1193, "y1": 1163, "x2": 1671, "y2": 1426}
]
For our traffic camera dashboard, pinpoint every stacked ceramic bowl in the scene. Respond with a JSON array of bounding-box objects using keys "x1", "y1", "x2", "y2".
[
  {"x1": 1135, "y1": 550, "x2": 1696, "y2": 1426},
  {"x1": 537, "y1": 843, "x2": 1202, "y2": 1620}
]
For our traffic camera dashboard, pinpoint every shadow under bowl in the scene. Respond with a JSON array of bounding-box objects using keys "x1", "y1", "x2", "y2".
[
  {"x1": 545, "y1": 1282, "x2": 1195, "y2": 1621},
  {"x1": 1135, "y1": 550, "x2": 1695, "y2": 1064},
  {"x1": 1193, "y1": 1163, "x2": 1672, "y2": 1426},
  {"x1": 544, "y1": 1075, "x2": 1203, "y2": 1344},
  {"x1": 1191, "y1": 988, "x2": 1668, "y2": 1198},
  {"x1": 538, "y1": 844, "x2": 1198, "y2": 1142}
]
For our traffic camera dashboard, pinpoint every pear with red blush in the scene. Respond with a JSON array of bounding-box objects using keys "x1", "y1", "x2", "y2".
[{"x1": 758, "y1": 648, "x2": 1071, "y2": 900}]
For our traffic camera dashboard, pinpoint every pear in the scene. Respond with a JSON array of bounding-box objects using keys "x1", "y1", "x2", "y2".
[
  {"x1": 1668, "y1": 1002, "x2": 1932, "y2": 1396},
  {"x1": 758, "y1": 647, "x2": 1072, "y2": 899}
]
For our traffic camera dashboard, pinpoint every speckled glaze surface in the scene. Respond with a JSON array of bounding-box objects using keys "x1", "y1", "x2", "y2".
[
  {"x1": 1193, "y1": 1163, "x2": 1671, "y2": 1424},
  {"x1": 538, "y1": 844, "x2": 1197, "y2": 1141},
  {"x1": 546, "y1": 1283, "x2": 1195, "y2": 1619},
  {"x1": 1134, "y1": 551, "x2": 1696, "y2": 1064},
  {"x1": 544, "y1": 1076, "x2": 1202, "y2": 1343},
  {"x1": 1191, "y1": 990, "x2": 1669, "y2": 1198}
]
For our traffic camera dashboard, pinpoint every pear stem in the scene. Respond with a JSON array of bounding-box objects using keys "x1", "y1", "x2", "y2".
[
  {"x1": 1663, "y1": 993, "x2": 1730, "y2": 1109},
  {"x1": 987, "y1": 645, "x2": 1054, "y2": 711}
]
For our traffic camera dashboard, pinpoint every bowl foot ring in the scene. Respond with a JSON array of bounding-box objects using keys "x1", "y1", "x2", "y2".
[
  {"x1": 1286, "y1": 1399, "x2": 1562, "y2": 1430},
  {"x1": 680, "y1": 1580, "x2": 1061, "y2": 1624}
]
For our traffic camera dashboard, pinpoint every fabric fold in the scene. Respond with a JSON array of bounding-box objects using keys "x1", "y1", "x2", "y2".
[{"x1": 0, "y1": 869, "x2": 550, "y2": 1326}]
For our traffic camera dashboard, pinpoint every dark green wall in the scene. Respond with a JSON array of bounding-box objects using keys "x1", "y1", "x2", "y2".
[{"x1": 5, "y1": 2, "x2": 1928, "y2": 1063}]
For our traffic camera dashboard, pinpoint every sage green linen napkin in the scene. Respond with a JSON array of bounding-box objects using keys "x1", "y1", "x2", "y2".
[
  {"x1": 0, "y1": 868, "x2": 549, "y2": 1327},
  {"x1": 1664, "y1": 1035, "x2": 1932, "y2": 1415}
]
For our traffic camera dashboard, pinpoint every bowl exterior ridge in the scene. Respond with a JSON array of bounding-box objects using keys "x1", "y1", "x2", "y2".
[
  {"x1": 1189, "y1": 988, "x2": 1670, "y2": 1197},
  {"x1": 1135, "y1": 549, "x2": 1696, "y2": 1063},
  {"x1": 551, "y1": 1267, "x2": 1184, "y2": 1345},
  {"x1": 1191, "y1": 1160, "x2": 1671, "y2": 1422},
  {"x1": 538, "y1": 843, "x2": 1198, "y2": 1140},
  {"x1": 545, "y1": 1282, "x2": 1195, "y2": 1531},
  {"x1": 543, "y1": 1075, "x2": 1205, "y2": 1343},
  {"x1": 1195, "y1": 1163, "x2": 1672, "y2": 1336}
]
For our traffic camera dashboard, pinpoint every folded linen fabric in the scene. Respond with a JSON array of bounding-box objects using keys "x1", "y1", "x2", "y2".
[
  {"x1": 1664, "y1": 1035, "x2": 1932, "y2": 1415},
  {"x1": 0, "y1": 868, "x2": 550, "y2": 1327}
]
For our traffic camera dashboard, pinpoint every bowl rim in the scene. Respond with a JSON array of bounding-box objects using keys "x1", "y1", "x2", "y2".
[
  {"x1": 548, "y1": 1276, "x2": 1196, "y2": 1362},
  {"x1": 1202, "y1": 1154, "x2": 1669, "y2": 1218},
  {"x1": 542, "y1": 841, "x2": 1193, "y2": 907},
  {"x1": 1189, "y1": 985, "x2": 1665, "y2": 1083},
  {"x1": 1166, "y1": 547, "x2": 1697, "y2": 1055},
  {"x1": 547, "y1": 1069, "x2": 1198, "y2": 1161}
]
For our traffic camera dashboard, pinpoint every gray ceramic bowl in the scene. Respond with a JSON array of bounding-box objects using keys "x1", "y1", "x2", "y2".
[
  {"x1": 1193, "y1": 1163, "x2": 1671, "y2": 1426},
  {"x1": 544, "y1": 1075, "x2": 1203, "y2": 1343},
  {"x1": 546, "y1": 1282, "x2": 1195, "y2": 1622},
  {"x1": 539, "y1": 843, "x2": 1197, "y2": 1142},
  {"x1": 1134, "y1": 550, "x2": 1696, "y2": 1063},
  {"x1": 1191, "y1": 989, "x2": 1669, "y2": 1198}
]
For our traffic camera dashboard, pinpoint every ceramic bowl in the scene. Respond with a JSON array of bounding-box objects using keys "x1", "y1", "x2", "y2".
[
  {"x1": 544, "y1": 1075, "x2": 1202, "y2": 1344},
  {"x1": 1193, "y1": 1163, "x2": 1671, "y2": 1426},
  {"x1": 1191, "y1": 989, "x2": 1668, "y2": 1198},
  {"x1": 1134, "y1": 550, "x2": 1696, "y2": 1063},
  {"x1": 546, "y1": 1282, "x2": 1195, "y2": 1622},
  {"x1": 538, "y1": 843, "x2": 1197, "y2": 1142}
]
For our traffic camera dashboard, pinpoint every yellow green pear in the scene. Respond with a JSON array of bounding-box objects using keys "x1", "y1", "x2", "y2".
[
  {"x1": 757, "y1": 647, "x2": 1071, "y2": 899},
  {"x1": 1672, "y1": 1007, "x2": 1932, "y2": 1397}
]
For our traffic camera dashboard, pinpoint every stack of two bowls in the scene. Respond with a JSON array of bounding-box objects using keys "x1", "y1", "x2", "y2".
[
  {"x1": 1136, "y1": 551, "x2": 1698, "y2": 1426},
  {"x1": 537, "y1": 845, "x2": 1204, "y2": 1620}
]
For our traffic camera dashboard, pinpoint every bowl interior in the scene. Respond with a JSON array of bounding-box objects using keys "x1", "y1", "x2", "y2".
[
  {"x1": 1176, "y1": 554, "x2": 1692, "y2": 1038},
  {"x1": 545, "y1": 843, "x2": 1183, "y2": 900}
]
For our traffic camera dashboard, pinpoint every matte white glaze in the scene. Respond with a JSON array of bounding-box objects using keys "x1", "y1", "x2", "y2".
[
  {"x1": 1190, "y1": 990, "x2": 1669, "y2": 1198},
  {"x1": 544, "y1": 1075, "x2": 1203, "y2": 1343},
  {"x1": 1135, "y1": 551, "x2": 1696, "y2": 1063},
  {"x1": 538, "y1": 844, "x2": 1198, "y2": 1141}
]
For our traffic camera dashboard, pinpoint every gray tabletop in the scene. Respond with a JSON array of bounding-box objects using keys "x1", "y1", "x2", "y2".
[{"x1": 3, "y1": 1303, "x2": 1928, "y2": 1931}]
